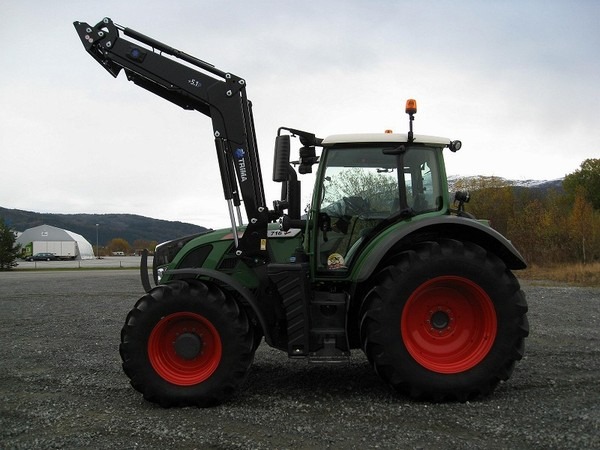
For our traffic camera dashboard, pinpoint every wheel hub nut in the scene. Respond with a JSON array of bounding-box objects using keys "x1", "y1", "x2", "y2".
[
  {"x1": 174, "y1": 332, "x2": 202, "y2": 360},
  {"x1": 431, "y1": 311, "x2": 450, "y2": 330}
]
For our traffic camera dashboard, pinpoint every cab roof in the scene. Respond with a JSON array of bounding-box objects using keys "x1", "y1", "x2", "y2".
[{"x1": 321, "y1": 133, "x2": 451, "y2": 146}]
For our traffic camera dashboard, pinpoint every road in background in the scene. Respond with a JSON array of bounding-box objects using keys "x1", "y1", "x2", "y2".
[{"x1": 14, "y1": 255, "x2": 152, "y2": 270}]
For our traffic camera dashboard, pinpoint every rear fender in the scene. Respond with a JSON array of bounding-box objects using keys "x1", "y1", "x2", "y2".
[{"x1": 352, "y1": 216, "x2": 526, "y2": 282}]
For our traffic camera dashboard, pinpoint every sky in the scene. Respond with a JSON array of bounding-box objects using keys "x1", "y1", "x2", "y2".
[{"x1": 1, "y1": 0, "x2": 599, "y2": 229}]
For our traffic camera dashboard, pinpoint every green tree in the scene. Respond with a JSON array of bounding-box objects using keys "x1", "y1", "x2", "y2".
[
  {"x1": 107, "y1": 238, "x2": 131, "y2": 255},
  {"x1": 0, "y1": 217, "x2": 21, "y2": 270},
  {"x1": 508, "y1": 199, "x2": 548, "y2": 265},
  {"x1": 541, "y1": 190, "x2": 574, "y2": 262},
  {"x1": 563, "y1": 158, "x2": 600, "y2": 210},
  {"x1": 453, "y1": 176, "x2": 514, "y2": 236},
  {"x1": 569, "y1": 188, "x2": 595, "y2": 263},
  {"x1": 133, "y1": 239, "x2": 158, "y2": 253}
]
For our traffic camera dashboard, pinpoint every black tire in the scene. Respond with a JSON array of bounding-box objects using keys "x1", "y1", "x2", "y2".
[
  {"x1": 119, "y1": 279, "x2": 255, "y2": 407},
  {"x1": 360, "y1": 239, "x2": 529, "y2": 401}
]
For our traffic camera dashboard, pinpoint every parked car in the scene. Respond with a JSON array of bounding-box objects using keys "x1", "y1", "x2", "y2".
[{"x1": 26, "y1": 253, "x2": 58, "y2": 261}]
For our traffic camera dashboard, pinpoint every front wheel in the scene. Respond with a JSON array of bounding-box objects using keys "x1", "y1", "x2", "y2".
[
  {"x1": 120, "y1": 279, "x2": 255, "y2": 407},
  {"x1": 360, "y1": 239, "x2": 529, "y2": 401}
]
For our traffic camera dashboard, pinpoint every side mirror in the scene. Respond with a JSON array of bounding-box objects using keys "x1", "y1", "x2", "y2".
[{"x1": 273, "y1": 135, "x2": 290, "y2": 182}]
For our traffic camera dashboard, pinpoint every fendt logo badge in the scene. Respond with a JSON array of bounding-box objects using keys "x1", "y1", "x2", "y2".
[{"x1": 234, "y1": 148, "x2": 248, "y2": 182}]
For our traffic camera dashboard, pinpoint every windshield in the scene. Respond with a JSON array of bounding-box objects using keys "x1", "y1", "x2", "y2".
[{"x1": 316, "y1": 145, "x2": 443, "y2": 270}]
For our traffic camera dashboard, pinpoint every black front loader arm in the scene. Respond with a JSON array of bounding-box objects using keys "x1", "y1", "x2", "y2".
[{"x1": 74, "y1": 18, "x2": 268, "y2": 259}]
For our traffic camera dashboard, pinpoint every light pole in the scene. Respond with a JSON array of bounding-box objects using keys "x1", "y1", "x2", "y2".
[{"x1": 95, "y1": 223, "x2": 99, "y2": 259}]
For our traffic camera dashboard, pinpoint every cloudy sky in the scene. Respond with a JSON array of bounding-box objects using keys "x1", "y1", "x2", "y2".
[{"x1": 1, "y1": 1, "x2": 598, "y2": 229}]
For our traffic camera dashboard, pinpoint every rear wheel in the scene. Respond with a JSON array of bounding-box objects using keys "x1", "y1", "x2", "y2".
[
  {"x1": 120, "y1": 279, "x2": 255, "y2": 407},
  {"x1": 360, "y1": 239, "x2": 528, "y2": 401}
]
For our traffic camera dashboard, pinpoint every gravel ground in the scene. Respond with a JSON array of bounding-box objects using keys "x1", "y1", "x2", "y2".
[{"x1": 0, "y1": 270, "x2": 598, "y2": 449}]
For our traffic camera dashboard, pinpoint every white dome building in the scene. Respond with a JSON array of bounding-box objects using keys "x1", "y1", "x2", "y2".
[{"x1": 16, "y1": 224, "x2": 95, "y2": 260}]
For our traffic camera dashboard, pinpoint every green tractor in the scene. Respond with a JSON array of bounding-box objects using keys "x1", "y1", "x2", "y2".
[{"x1": 75, "y1": 18, "x2": 528, "y2": 407}]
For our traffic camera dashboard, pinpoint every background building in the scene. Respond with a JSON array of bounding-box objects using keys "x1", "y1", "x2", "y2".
[{"x1": 16, "y1": 224, "x2": 95, "y2": 260}]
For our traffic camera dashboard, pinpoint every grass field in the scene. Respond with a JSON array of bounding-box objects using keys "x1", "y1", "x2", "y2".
[{"x1": 519, "y1": 262, "x2": 600, "y2": 286}]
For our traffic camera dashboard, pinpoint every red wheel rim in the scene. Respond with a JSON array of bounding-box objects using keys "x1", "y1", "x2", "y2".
[
  {"x1": 401, "y1": 276, "x2": 497, "y2": 374},
  {"x1": 148, "y1": 312, "x2": 222, "y2": 385}
]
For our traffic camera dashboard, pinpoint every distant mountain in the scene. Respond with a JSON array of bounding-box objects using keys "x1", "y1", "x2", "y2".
[
  {"x1": 0, "y1": 207, "x2": 208, "y2": 246},
  {"x1": 1, "y1": 177, "x2": 564, "y2": 244},
  {"x1": 447, "y1": 176, "x2": 564, "y2": 196}
]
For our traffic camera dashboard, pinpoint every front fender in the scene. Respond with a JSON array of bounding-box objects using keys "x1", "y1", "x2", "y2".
[
  {"x1": 162, "y1": 267, "x2": 273, "y2": 346},
  {"x1": 352, "y1": 215, "x2": 526, "y2": 282}
]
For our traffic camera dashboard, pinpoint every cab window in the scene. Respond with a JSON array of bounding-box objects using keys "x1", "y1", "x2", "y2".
[{"x1": 316, "y1": 145, "x2": 442, "y2": 271}]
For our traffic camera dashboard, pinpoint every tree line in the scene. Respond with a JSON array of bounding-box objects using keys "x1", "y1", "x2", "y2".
[
  {"x1": 2, "y1": 159, "x2": 598, "y2": 269},
  {"x1": 96, "y1": 238, "x2": 158, "y2": 257},
  {"x1": 454, "y1": 158, "x2": 600, "y2": 265}
]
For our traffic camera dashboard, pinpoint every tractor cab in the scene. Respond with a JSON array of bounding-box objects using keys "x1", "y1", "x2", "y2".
[
  {"x1": 312, "y1": 133, "x2": 450, "y2": 272},
  {"x1": 274, "y1": 100, "x2": 462, "y2": 274}
]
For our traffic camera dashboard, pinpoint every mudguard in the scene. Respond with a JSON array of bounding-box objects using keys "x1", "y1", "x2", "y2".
[
  {"x1": 140, "y1": 249, "x2": 152, "y2": 293},
  {"x1": 352, "y1": 215, "x2": 526, "y2": 282},
  {"x1": 153, "y1": 266, "x2": 272, "y2": 346}
]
